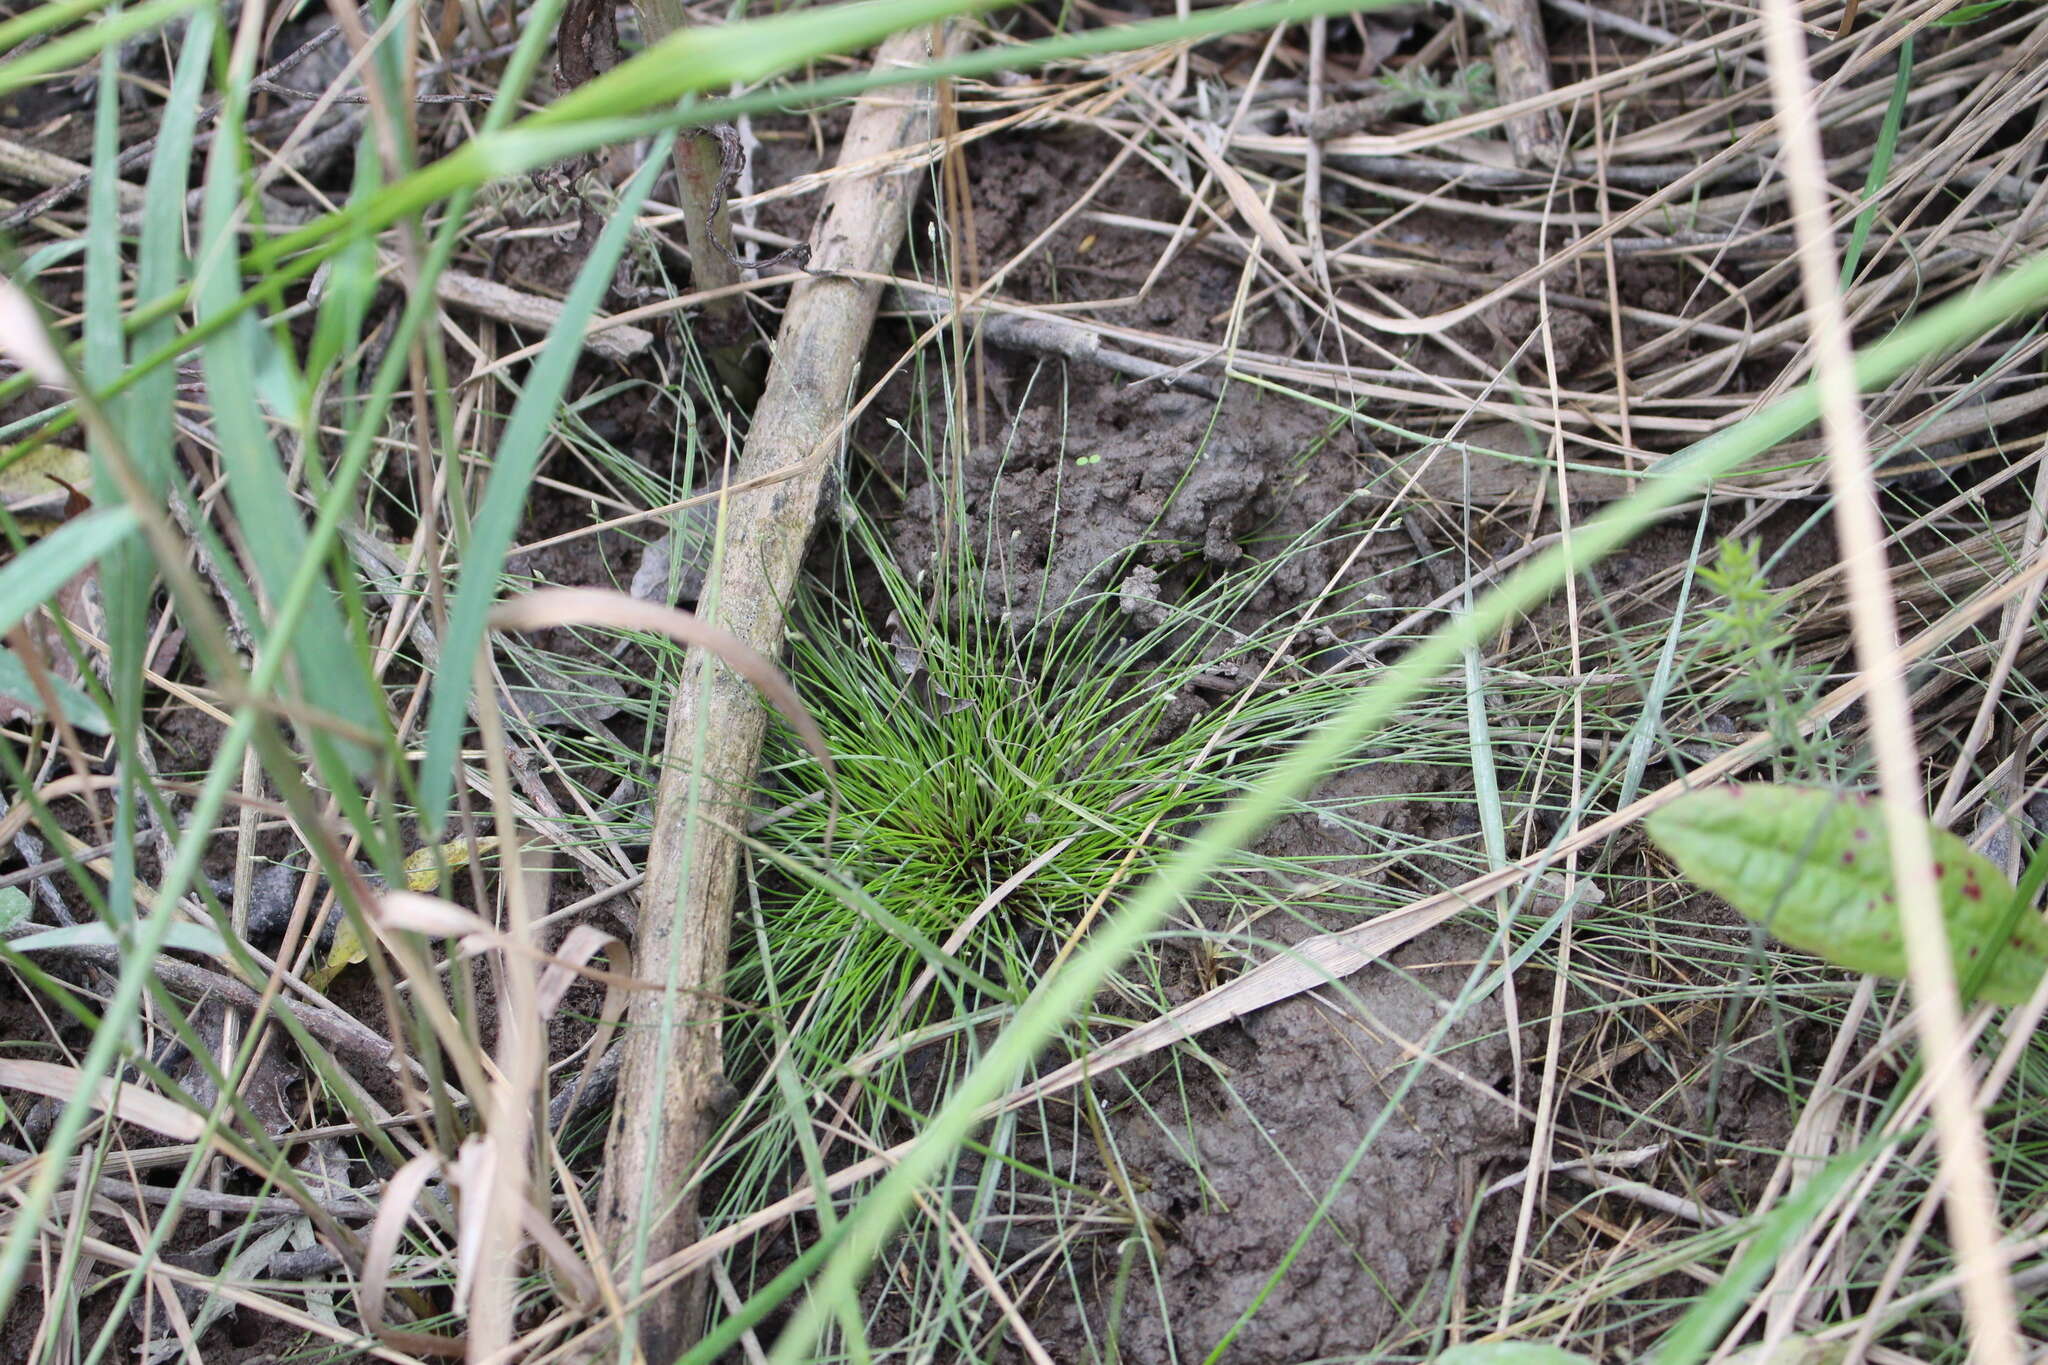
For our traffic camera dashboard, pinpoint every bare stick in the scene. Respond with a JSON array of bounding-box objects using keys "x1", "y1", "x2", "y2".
[
  {"x1": 595, "y1": 23, "x2": 958, "y2": 1359},
  {"x1": 416, "y1": 260, "x2": 655, "y2": 361},
  {"x1": 1446, "y1": 0, "x2": 1561, "y2": 165}
]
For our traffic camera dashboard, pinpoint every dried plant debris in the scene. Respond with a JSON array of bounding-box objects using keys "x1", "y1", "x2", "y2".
[{"x1": 5, "y1": 0, "x2": 2048, "y2": 1361}]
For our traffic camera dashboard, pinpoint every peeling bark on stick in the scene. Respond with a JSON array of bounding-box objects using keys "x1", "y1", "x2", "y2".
[
  {"x1": 596, "y1": 23, "x2": 957, "y2": 1359},
  {"x1": 630, "y1": 0, "x2": 752, "y2": 347},
  {"x1": 673, "y1": 129, "x2": 752, "y2": 349},
  {"x1": 1488, "y1": 0, "x2": 1561, "y2": 168}
]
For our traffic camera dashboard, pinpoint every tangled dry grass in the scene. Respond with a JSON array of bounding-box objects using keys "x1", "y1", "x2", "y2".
[{"x1": 1, "y1": 0, "x2": 2046, "y2": 1360}]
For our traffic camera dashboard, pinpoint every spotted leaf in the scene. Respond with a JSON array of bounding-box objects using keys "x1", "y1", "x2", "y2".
[{"x1": 1645, "y1": 783, "x2": 2048, "y2": 1005}]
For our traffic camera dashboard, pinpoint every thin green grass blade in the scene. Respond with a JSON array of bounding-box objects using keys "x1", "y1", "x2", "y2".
[
  {"x1": 744, "y1": 838, "x2": 1009, "y2": 1004},
  {"x1": 240, "y1": 0, "x2": 1386, "y2": 281},
  {"x1": 2010, "y1": 835, "x2": 2048, "y2": 923},
  {"x1": 1620, "y1": 507, "x2": 1713, "y2": 806},
  {"x1": 1647, "y1": 1139, "x2": 1883, "y2": 1365},
  {"x1": 78, "y1": 3, "x2": 215, "y2": 928},
  {"x1": 536, "y1": 0, "x2": 1010, "y2": 126},
  {"x1": 1934, "y1": 1, "x2": 2017, "y2": 25},
  {"x1": 3, "y1": 0, "x2": 1380, "y2": 452},
  {"x1": 416, "y1": 135, "x2": 677, "y2": 832},
  {"x1": 305, "y1": 148, "x2": 383, "y2": 409},
  {"x1": 1838, "y1": 37, "x2": 1911, "y2": 293},
  {"x1": 754, "y1": 248, "x2": 2048, "y2": 1361},
  {"x1": 1461, "y1": 589, "x2": 1510, "y2": 907}
]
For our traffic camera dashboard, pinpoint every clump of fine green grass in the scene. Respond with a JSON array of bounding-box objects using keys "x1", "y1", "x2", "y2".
[
  {"x1": 732, "y1": 517, "x2": 1254, "y2": 1039},
  {"x1": 687, "y1": 411, "x2": 1509, "y2": 1352}
]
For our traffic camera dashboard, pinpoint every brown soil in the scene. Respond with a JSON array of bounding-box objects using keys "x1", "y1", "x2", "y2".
[{"x1": 1046, "y1": 765, "x2": 1525, "y2": 1362}]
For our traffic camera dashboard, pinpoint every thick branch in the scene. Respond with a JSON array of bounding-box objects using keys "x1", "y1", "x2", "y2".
[{"x1": 596, "y1": 23, "x2": 957, "y2": 1359}]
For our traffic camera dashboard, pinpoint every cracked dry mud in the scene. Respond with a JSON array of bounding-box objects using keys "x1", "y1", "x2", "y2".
[{"x1": 1024, "y1": 763, "x2": 1521, "y2": 1362}]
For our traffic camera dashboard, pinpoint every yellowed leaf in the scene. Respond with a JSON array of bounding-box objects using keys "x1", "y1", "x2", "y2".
[
  {"x1": 0, "y1": 445, "x2": 90, "y2": 515},
  {"x1": 402, "y1": 835, "x2": 500, "y2": 893},
  {"x1": 8, "y1": 515, "x2": 66, "y2": 539},
  {"x1": 307, "y1": 838, "x2": 502, "y2": 991},
  {"x1": 305, "y1": 914, "x2": 368, "y2": 994}
]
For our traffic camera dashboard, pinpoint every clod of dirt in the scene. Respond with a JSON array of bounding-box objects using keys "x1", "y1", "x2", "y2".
[
  {"x1": 225, "y1": 862, "x2": 325, "y2": 945},
  {"x1": 1117, "y1": 562, "x2": 1168, "y2": 629},
  {"x1": 894, "y1": 387, "x2": 1354, "y2": 629}
]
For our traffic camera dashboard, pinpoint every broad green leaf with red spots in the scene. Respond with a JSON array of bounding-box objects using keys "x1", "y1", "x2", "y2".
[{"x1": 1645, "y1": 783, "x2": 2048, "y2": 1005}]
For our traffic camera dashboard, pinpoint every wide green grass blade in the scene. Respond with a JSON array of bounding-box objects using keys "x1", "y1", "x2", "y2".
[
  {"x1": 0, "y1": 647, "x2": 111, "y2": 734},
  {"x1": 225, "y1": 0, "x2": 570, "y2": 846},
  {"x1": 108, "y1": 4, "x2": 214, "y2": 696},
  {"x1": 0, "y1": 0, "x2": 138, "y2": 50},
  {"x1": 0, "y1": 508, "x2": 140, "y2": 635},
  {"x1": 193, "y1": 33, "x2": 384, "y2": 774},
  {"x1": 305, "y1": 148, "x2": 384, "y2": 409},
  {"x1": 82, "y1": 31, "x2": 123, "y2": 402},
  {"x1": 415, "y1": 135, "x2": 676, "y2": 832},
  {"x1": 0, "y1": 0, "x2": 200, "y2": 99},
  {"x1": 81, "y1": 5, "x2": 137, "y2": 922}
]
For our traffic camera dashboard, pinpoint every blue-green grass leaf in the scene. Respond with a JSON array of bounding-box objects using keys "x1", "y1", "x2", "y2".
[
  {"x1": 0, "y1": 507, "x2": 139, "y2": 635},
  {"x1": 416, "y1": 137, "x2": 675, "y2": 831},
  {"x1": 194, "y1": 64, "x2": 383, "y2": 774},
  {"x1": 7, "y1": 920, "x2": 227, "y2": 957},
  {"x1": 0, "y1": 646, "x2": 112, "y2": 734}
]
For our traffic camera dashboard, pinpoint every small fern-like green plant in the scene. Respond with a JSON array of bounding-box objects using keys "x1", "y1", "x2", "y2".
[
  {"x1": 1693, "y1": 537, "x2": 1828, "y2": 776},
  {"x1": 1378, "y1": 60, "x2": 1494, "y2": 123}
]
